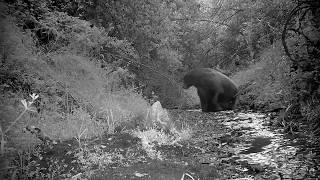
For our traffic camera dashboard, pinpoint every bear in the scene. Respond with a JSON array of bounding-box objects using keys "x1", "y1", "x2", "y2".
[{"x1": 183, "y1": 68, "x2": 238, "y2": 112}]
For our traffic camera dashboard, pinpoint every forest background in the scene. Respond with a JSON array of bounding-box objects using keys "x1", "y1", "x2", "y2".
[{"x1": 0, "y1": 0, "x2": 319, "y2": 167}]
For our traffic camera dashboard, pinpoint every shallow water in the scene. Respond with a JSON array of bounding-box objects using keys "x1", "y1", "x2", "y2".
[{"x1": 220, "y1": 112, "x2": 319, "y2": 179}]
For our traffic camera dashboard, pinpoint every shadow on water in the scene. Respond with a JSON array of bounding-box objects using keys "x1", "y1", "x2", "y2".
[{"x1": 240, "y1": 136, "x2": 272, "y2": 154}]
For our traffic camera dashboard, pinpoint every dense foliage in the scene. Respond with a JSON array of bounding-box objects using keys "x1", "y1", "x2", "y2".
[
  {"x1": 1, "y1": 0, "x2": 319, "y2": 128},
  {"x1": 282, "y1": 0, "x2": 320, "y2": 135},
  {"x1": 1, "y1": 0, "x2": 319, "y2": 130},
  {"x1": 0, "y1": 0, "x2": 319, "y2": 165},
  {"x1": 1, "y1": 0, "x2": 320, "y2": 179}
]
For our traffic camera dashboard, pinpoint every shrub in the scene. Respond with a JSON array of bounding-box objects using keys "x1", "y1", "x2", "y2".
[
  {"x1": 38, "y1": 11, "x2": 136, "y2": 59},
  {"x1": 232, "y1": 42, "x2": 292, "y2": 111}
]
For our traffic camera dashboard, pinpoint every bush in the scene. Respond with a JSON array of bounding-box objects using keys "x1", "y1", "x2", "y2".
[
  {"x1": 37, "y1": 11, "x2": 137, "y2": 58},
  {"x1": 232, "y1": 42, "x2": 292, "y2": 111}
]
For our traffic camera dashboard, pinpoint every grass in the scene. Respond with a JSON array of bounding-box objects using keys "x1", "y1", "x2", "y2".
[
  {"x1": 0, "y1": 10, "x2": 194, "y2": 178},
  {"x1": 0, "y1": 3, "x2": 139, "y2": 166},
  {"x1": 132, "y1": 126, "x2": 193, "y2": 160},
  {"x1": 0, "y1": 12, "x2": 151, "y2": 138}
]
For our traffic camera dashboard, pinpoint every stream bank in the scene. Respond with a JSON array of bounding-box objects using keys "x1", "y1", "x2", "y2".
[{"x1": 10, "y1": 110, "x2": 319, "y2": 179}]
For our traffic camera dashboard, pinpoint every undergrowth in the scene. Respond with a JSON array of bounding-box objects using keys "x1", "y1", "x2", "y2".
[
  {"x1": 233, "y1": 41, "x2": 320, "y2": 137},
  {"x1": 232, "y1": 42, "x2": 292, "y2": 111},
  {"x1": 0, "y1": 3, "x2": 192, "y2": 178}
]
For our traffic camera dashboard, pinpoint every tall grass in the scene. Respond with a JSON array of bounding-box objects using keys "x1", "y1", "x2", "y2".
[{"x1": 0, "y1": 10, "x2": 151, "y2": 150}]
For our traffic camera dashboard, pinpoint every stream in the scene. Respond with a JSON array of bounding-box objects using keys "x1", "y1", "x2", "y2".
[
  {"x1": 113, "y1": 109, "x2": 320, "y2": 179},
  {"x1": 213, "y1": 111, "x2": 319, "y2": 179}
]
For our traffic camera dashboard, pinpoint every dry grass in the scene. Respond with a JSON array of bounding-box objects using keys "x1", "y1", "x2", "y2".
[{"x1": 132, "y1": 125, "x2": 193, "y2": 159}]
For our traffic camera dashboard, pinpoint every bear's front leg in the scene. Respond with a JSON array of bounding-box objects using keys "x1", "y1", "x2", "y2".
[{"x1": 197, "y1": 88, "x2": 209, "y2": 112}]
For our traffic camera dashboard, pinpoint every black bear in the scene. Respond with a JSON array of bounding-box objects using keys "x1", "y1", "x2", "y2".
[{"x1": 183, "y1": 68, "x2": 238, "y2": 112}]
